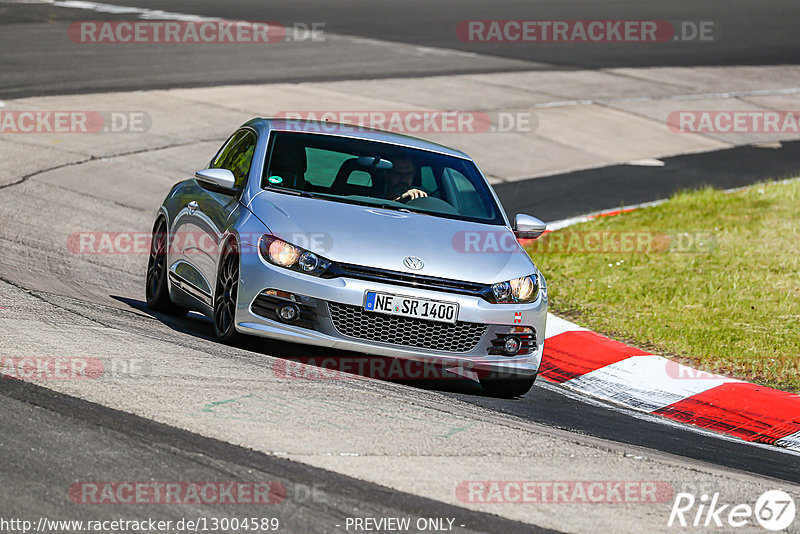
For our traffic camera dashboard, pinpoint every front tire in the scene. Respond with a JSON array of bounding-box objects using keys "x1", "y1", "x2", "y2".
[
  {"x1": 479, "y1": 373, "x2": 537, "y2": 398},
  {"x1": 214, "y1": 241, "x2": 241, "y2": 343},
  {"x1": 145, "y1": 218, "x2": 188, "y2": 317}
]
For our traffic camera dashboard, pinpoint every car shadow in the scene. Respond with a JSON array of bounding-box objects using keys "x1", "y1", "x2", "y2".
[{"x1": 111, "y1": 295, "x2": 498, "y2": 397}]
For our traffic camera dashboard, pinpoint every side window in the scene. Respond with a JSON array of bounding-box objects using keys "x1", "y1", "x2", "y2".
[
  {"x1": 210, "y1": 132, "x2": 242, "y2": 169},
  {"x1": 445, "y1": 167, "x2": 491, "y2": 218},
  {"x1": 211, "y1": 130, "x2": 257, "y2": 189}
]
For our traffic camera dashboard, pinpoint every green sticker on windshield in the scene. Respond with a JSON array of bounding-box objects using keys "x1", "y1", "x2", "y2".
[{"x1": 268, "y1": 175, "x2": 283, "y2": 184}]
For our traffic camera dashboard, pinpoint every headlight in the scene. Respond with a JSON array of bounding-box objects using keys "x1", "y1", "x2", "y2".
[
  {"x1": 491, "y1": 273, "x2": 540, "y2": 303},
  {"x1": 268, "y1": 239, "x2": 300, "y2": 267},
  {"x1": 258, "y1": 235, "x2": 331, "y2": 276}
]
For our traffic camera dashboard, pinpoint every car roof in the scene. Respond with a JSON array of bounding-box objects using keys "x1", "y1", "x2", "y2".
[{"x1": 248, "y1": 118, "x2": 472, "y2": 160}]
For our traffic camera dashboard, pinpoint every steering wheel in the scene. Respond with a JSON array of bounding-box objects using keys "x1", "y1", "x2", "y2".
[
  {"x1": 404, "y1": 195, "x2": 459, "y2": 215},
  {"x1": 393, "y1": 190, "x2": 424, "y2": 203}
]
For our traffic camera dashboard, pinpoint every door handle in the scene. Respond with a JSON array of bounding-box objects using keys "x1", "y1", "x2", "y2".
[{"x1": 188, "y1": 201, "x2": 198, "y2": 213}]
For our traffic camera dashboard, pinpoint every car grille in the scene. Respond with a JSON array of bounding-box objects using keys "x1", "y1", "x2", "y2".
[
  {"x1": 327, "y1": 302, "x2": 486, "y2": 353},
  {"x1": 329, "y1": 263, "x2": 491, "y2": 300}
]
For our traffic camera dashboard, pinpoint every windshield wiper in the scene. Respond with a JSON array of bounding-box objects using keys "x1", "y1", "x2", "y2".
[
  {"x1": 264, "y1": 186, "x2": 317, "y2": 199},
  {"x1": 264, "y1": 187, "x2": 421, "y2": 214},
  {"x1": 374, "y1": 202, "x2": 412, "y2": 213},
  {"x1": 320, "y1": 196, "x2": 412, "y2": 213}
]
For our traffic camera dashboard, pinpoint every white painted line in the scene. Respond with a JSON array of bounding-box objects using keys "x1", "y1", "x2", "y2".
[
  {"x1": 751, "y1": 141, "x2": 783, "y2": 149},
  {"x1": 332, "y1": 34, "x2": 484, "y2": 59},
  {"x1": 562, "y1": 355, "x2": 740, "y2": 413},
  {"x1": 626, "y1": 158, "x2": 665, "y2": 167},
  {"x1": 721, "y1": 175, "x2": 800, "y2": 195},
  {"x1": 545, "y1": 214, "x2": 595, "y2": 231},
  {"x1": 530, "y1": 87, "x2": 800, "y2": 110},
  {"x1": 546, "y1": 175, "x2": 800, "y2": 231},
  {"x1": 52, "y1": 0, "x2": 221, "y2": 21},
  {"x1": 544, "y1": 313, "x2": 586, "y2": 339},
  {"x1": 41, "y1": 0, "x2": 490, "y2": 60},
  {"x1": 546, "y1": 199, "x2": 668, "y2": 231},
  {"x1": 533, "y1": 99, "x2": 594, "y2": 109}
]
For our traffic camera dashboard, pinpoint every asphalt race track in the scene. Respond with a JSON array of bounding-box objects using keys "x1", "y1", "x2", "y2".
[
  {"x1": 0, "y1": 379, "x2": 550, "y2": 534},
  {"x1": 2, "y1": 0, "x2": 800, "y2": 97},
  {"x1": 1, "y1": 1, "x2": 799, "y2": 532}
]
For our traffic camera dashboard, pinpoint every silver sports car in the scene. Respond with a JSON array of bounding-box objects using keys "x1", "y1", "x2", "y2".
[{"x1": 146, "y1": 118, "x2": 548, "y2": 396}]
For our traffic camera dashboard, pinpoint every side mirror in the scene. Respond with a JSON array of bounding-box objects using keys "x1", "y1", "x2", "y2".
[
  {"x1": 514, "y1": 214, "x2": 546, "y2": 239},
  {"x1": 195, "y1": 168, "x2": 236, "y2": 192}
]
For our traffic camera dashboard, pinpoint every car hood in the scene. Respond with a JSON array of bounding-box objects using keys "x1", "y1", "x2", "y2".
[{"x1": 248, "y1": 191, "x2": 536, "y2": 284}]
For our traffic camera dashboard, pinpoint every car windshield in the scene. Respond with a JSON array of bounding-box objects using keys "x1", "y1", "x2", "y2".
[{"x1": 262, "y1": 131, "x2": 505, "y2": 225}]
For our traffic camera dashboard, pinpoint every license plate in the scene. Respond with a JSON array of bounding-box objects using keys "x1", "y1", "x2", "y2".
[{"x1": 364, "y1": 291, "x2": 458, "y2": 324}]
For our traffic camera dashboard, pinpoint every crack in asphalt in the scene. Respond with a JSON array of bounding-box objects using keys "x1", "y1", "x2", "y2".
[
  {"x1": 0, "y1": 274, "x2": 113, "y2": 329},
  {"x1": 0, "y1": 136, "x2": 222, "y2": 191}
]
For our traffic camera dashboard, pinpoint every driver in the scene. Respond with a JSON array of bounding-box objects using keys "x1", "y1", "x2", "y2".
[{"x1": 384, "y1": 158, "x2": 428, "y2": 202}]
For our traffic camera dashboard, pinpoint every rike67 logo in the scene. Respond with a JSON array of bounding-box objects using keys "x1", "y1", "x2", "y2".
[{"x1": 668, "y1": 490, "x2": 796, "y2": 531}]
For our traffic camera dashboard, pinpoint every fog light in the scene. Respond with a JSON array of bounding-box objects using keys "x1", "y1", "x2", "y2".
[
  {"x1": 277, "y1": 303, "x2": 299, "y2": 323},
  {"x1": 503, "y1": 336, "x2": 521, "y2": 355}
]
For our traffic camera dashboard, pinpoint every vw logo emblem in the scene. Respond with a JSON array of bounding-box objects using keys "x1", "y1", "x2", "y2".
[{"x1": 403, "y1": 256, "x2": 424, "y2": 270}]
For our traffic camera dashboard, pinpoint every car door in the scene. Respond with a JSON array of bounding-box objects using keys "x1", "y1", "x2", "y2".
[{"x1": 173, "y1": 129, "x2": 257, "y2": 305}]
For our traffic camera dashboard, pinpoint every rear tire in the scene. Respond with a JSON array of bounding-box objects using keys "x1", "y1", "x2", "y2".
[
  {"x1": 479, "y1": 373, "x2": 537, "y2": 398},
  {"x1": 145, "y1": 218, "x2": 188, "y2": 317},
  {"x1": 213, "y1": 240, "x2": 241, "y2": 343}
]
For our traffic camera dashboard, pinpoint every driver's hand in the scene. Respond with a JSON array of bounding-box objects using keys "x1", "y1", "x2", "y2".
[{"x1": 394, "y1": 188, "x2": 428, "y2": 202}]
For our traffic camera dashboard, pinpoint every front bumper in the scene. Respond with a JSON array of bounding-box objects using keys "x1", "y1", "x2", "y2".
[{"x1": 235, "y1": 244, "x2": 547, "y2": 377}]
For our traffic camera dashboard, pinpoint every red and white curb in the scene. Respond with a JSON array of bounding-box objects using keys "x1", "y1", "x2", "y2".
[
  {"x1": 538, "y1": 188, "x2": 800, "y2": 452},
  {"x1": 545, "y1": 200, "x2": 667, "y2": 232},
  {"x1": 542, "y1": 315, "x2": 800, "y2": 452}
]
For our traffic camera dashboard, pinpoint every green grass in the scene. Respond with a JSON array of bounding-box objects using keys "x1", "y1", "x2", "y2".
[{"x1": 528, "y1": 179, "x2": 800, "y2": 392}]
